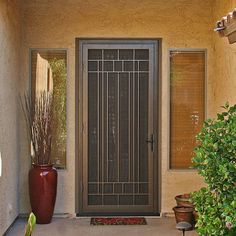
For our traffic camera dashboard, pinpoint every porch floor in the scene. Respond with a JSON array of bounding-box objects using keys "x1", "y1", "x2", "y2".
[{"x1": 6, "y1": 216, "x2": 198, "y2": 236}]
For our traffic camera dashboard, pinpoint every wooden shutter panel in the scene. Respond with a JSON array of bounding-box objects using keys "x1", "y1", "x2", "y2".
[{"x1": 170, "y1": 51, "x2": 205, "y2": 169}]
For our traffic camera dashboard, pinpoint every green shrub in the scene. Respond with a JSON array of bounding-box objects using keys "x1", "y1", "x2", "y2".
[{"x1": 191, "y1": 103, "x2": 236, "y2": 236}]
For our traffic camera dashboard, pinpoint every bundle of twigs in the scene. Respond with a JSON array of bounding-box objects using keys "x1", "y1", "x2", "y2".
[{"x1": 22, "y1": 91, "x2": 54, "y2": 165}]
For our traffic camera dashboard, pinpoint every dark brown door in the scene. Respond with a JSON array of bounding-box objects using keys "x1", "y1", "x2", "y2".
[{"x1": 78, "y1": 40, "x2": 159, "y2": 215}]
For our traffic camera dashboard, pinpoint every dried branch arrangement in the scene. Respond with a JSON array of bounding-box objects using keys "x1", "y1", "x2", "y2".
[{"x1": 22, "y1": 91, "x2": 54, "y2": 165}]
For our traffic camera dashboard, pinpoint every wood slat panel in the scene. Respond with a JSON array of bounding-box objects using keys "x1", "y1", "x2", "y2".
[{"x1": 170, "y1": 51, "x2": 205, "y2": 169}]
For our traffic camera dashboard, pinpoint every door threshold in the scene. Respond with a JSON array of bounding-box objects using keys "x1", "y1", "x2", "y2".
[{"x1": 76, "y1": 213, "x2": 161, "y2": 218}]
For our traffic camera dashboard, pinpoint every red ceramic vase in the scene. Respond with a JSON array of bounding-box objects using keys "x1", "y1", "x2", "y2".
[{"x1": 29, "y1": 164, "x2": 57, "y2": 224}]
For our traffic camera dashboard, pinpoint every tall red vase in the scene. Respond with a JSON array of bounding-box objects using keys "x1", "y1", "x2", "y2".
[{"x1": 29, "y1": 164, "x2": 57, "y2": 224}]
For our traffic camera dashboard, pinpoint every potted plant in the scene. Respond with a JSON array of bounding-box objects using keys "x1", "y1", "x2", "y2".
[
  {"x1": 175, "y1": 193, "x2": 198, "y2": 224},
  {"x1": 22, "y1": 91, "x2": 57, "y2": 224},
  {"x1": 173, "y1": 205, "x2": 194, "y2": 228},
  {"x1": 191, "y1": 103, "x2": 236, "y2": 236},
  {"x1": 175, "y1": 193, "x2": 192, "y2": 207},
  {"x1": 173, "y1": 192, "x2": 194, "y2": 228}
]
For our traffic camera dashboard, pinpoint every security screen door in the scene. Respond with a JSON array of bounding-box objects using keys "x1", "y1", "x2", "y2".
[{"x1": 79, "y1": 40, "x2": 159, "y2": 215}]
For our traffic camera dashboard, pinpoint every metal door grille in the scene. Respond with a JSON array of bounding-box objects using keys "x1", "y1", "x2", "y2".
[
  {"x1": 78, "y1": 39, "x2": 159, "y2": 215},
  {"x1": 87, "y1": 48, "x2": 150, "y2": 206}
]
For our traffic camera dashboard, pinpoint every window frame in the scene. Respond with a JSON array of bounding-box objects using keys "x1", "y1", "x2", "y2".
[
  {"x1": 167, "y1": 48, "x2": 207, "y2": 171},
  {"x1": 29, "y1": 48, "x2": 68, "y2": 170}
]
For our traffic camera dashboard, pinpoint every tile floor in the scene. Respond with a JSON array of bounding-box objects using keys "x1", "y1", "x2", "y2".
[{"x1": 6, "y1": 217, "x2": 198, "y2": 236}]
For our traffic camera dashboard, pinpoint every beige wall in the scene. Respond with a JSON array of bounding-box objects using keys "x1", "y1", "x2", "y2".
[
  {"x1": 212, "y1": 0, "x2": 236, "y2": 114},
  {"x1": 0, "y1": 0, "x2": 21, "y2": 234},
  {"x1": 19, "y1": 0, "x2": 217, "y2": 214}
]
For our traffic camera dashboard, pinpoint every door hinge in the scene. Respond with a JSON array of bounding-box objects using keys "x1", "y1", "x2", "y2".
[
  {"x1": 146, "y1": 134, "x2": 154, "y2": 152},
  {"x1": 80, "y1": 182, "x2": 84, "y2": 193},
  {"x1": 82, "y1": 63, "x2": 86, "y2": 73},
  {"x1": 82, "y1": 123, "x2": 84, "y2": 133},
  {"x1": 82, "y1": 122, "x2": 86, "y2": 134}
]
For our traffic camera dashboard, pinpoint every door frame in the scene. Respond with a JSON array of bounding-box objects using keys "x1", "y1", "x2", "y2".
[{"x1": 75, "y1": 38, "x2": 162, "y2": 216}]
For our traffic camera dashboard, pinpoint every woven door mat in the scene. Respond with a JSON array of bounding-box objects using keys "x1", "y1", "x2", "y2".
[{"x1": 90, "y1": 217, "x2": 147, "y2": 225}]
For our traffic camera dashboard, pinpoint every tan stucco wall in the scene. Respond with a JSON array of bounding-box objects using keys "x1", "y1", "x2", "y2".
[
  {"x1": 0, "y1": 0, "x2": 21, "y2": 234},
  {"x1": 212, "y1": 0, "x2": 236, "y2": 114},
  {"x1": 19, "y1": 0, "x2": 216, "y2": 214}
]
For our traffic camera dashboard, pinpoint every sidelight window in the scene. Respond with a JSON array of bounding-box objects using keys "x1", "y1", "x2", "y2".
[
  {"x1": 30, "y1": 49, "x2": 67, "y2": 169},
  {"x1": 169, "y1": 50, "x2": 206, "y2": 169}
]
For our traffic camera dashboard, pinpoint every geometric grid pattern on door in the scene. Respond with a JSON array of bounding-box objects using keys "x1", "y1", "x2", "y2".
[{"x1": 88, "y1": 49, "x2": 150, "y2": 206}]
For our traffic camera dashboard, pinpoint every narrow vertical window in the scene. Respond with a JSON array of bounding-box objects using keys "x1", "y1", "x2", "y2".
[
  {"x1": 31, "y1": 49, "x2": 67, "y2": 169},
  {"x1": 170, "y1": 50, "x2": 205, "y2": 169}
]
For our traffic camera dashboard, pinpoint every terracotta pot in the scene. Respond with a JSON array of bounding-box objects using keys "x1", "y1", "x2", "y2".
[
  {"x1": 29, "y1": 164, "x2": 57, "y2": 224},
  {"x1": 173, "y1": 206, "x2": 194, "y2": 228},
  {"x1": 175, "y1": 193, "x2": 193, "y2": 207}
]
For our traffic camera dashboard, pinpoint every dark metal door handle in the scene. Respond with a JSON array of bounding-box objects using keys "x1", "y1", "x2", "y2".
[{"x1": 146, "y1": 134, "x2": 154, "y2": 152}]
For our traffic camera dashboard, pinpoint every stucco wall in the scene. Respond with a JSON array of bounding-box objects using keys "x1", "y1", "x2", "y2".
[
  {"x1": 212, "y1": 0, "x2": 236, "y2": 114},
  {"x1": 20, "y1": 0, "x2": 215, "y2": 214},
  {"x1": 0, "y1": 0, "x2": 21, "y2": 234}
]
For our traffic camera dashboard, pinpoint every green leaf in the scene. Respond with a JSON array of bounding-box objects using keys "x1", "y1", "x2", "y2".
[
  {"x1": 25, "y1": 212, "x2": 36, "y2": 236},
  {"x1": 232, "y1": 140, "x2": 236, "y2": 146},
  {"x1": 192, "y1": 103, "x2": 236, "y2": 236}
]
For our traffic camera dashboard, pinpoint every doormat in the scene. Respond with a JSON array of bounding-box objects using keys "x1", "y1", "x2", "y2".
[{"x1": 90, "y1": 217, "x2": 147, "y2": 225}]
